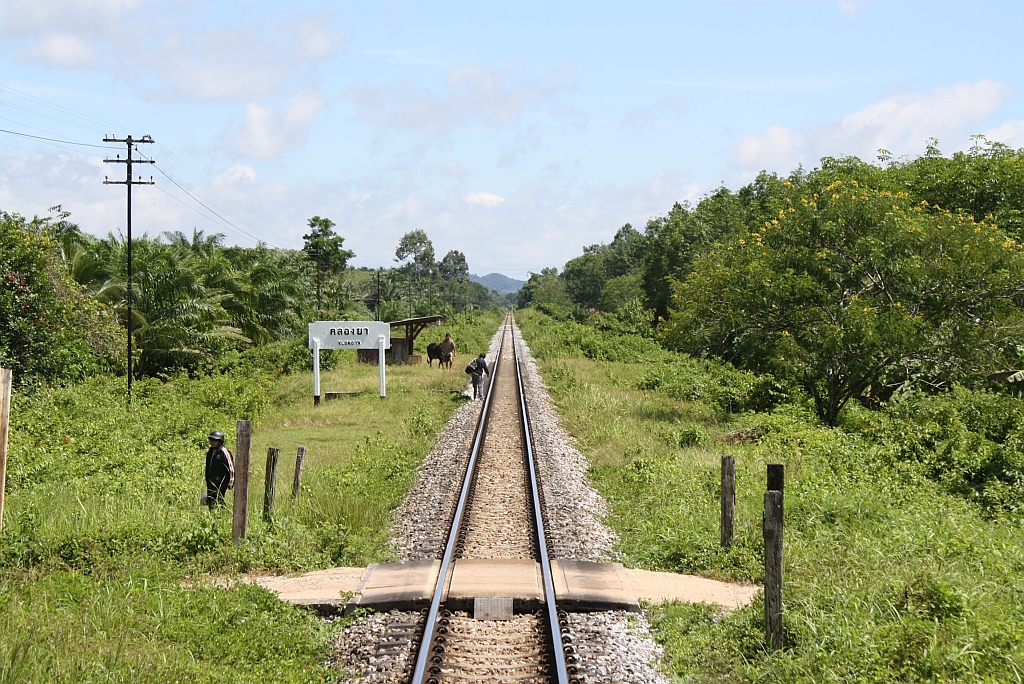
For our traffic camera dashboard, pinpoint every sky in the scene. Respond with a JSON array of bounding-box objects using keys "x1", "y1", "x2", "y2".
[{"x1": 2, "y1": 1, "x2": 1024, "y2": 278}]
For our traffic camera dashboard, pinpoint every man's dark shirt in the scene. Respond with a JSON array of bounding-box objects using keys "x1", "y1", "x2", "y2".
[
  {"x1": 205, "y1": 445, "x2": 235, "y2": 490},
  {"x1": 469, "y1": 358, "x2": 488, "y2": 376}
]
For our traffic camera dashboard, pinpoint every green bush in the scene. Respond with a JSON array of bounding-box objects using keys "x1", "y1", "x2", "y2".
[
  {"x1": 518, "y1": 310, "x2": 666, "y2": 362},
  {"x1": 638, "y1": 357, "x2": 789, "y2": 413},
  {"x1": 852, "y1": 386, "x2": 1024, "y2": 513}
]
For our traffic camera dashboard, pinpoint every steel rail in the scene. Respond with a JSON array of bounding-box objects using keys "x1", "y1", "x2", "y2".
[
  {"x1": 512, "y1": 317, "x2": 571, "y2": 683},
  {"x1": 410, "y1": 316, "x2": 508, "y2": 683}
]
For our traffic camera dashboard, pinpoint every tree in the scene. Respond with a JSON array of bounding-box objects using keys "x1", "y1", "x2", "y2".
[
  {"x1": 516, "y1": 268, "x2": 572, "y2": 318},
  {"x1": 303, "y1": 216, "x2": 354, "y2": 315},
  {"x1": 438, "y1": 250, "x2": 469, "y2": 282},
  {"x1": 889, "y1": 136, "x2": 1024, "y2": 239},
  {"x1": 560, "y1": 252, "x2": 605, "y2": 309},
  {"x1": 395, "y1": 230, "x2": 436, "y2": 279},
  {"x1": 663, "y1": 181, "x2": 1024, "y2": 425},
  {"x1": 0, "y1": 212, "x2": 120, "y2": 383}
]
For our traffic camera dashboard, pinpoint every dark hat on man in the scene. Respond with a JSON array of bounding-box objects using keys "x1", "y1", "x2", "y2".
[
  {"x1": 478, "y1": 353, "x2": 486, "y2": 358},
  {"x1": 208, "y1": 430, "x2": 225, "y2": 442}
]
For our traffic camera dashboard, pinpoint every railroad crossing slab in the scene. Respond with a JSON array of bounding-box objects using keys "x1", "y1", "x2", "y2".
[
  {"x1": 344, "y1": 559, "x2": 440, "y2": 614},
  {"x1": 255, "y1": 561, "x2": 756, "y2": 614},
  {"x1": 551, "y1": 560, "x2": 641, "y2": 613},
  {"x1": 446, "y1": 558, "x2": 543, "y2": 612}
]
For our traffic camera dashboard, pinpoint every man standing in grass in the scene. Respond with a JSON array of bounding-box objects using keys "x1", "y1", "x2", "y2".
[
  {"x1": 440, "y1": 332, "x2": 457, "y2": 371},
  {"x1": 205, "y1": 430, "x2": 234, "y2": 510},
  {"x1": 467, "y1": 353, "x2": 489, "y2": 399}
]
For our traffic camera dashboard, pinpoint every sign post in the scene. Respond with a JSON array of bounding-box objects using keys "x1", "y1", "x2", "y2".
[
  {"x1": 308, "y1": 321, "x2": 391, "y2": 404},
  {"x1": 379, "y1": 335, "x2": 387, "y2": 398},
  {"x1": 312, "y1": 338, "x2": 321, "y2": 406}
]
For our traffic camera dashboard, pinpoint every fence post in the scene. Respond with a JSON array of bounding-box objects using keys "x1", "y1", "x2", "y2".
[
  {"x1": 764, "y1": 462, "x2": 784, "y2": 651},
  {"x1": 720, "y1": 454, "x2": 735, "y2": 547},
  {"x1": 232, "y1": 419, "x2": 252, "y2": 544},
  {"x1": 292, "y1": 446, "x2": 306, "y2": 498},
  {"x1": 0, "y1": 369, "x2": 11, "y2": 531},
  {"x1": 767, "y1": 463, "x2": 785, "y2": 496},
  {"x1": 263, "y1": 447, "x2": 279, "y2": 522}
]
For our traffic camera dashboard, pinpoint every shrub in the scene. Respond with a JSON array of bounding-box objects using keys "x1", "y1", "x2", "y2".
[{"x1": 638, "y1": 358, "x2": 789, "y2": 413}]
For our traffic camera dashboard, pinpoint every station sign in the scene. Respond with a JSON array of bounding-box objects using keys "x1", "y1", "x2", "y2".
[{"x1": 308, "y1": 321, "x2": 391, "y2": 350}]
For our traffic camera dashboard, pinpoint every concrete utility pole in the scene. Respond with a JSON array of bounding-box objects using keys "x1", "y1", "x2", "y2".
[{"x1": 103, "y1": 135, "x2": 155, "y2": 403}]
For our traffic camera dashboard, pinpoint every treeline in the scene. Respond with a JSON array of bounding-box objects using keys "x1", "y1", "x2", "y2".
[
  {"x1": 522, "y1": 137, "x2": 1024, "y2": 425},
  {"x1": 0, "y1": 211, "x2": 500, "y2": 386}
]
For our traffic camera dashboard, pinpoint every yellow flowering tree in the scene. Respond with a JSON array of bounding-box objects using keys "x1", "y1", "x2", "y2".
[{"x1": 661, "y1": 181, "x2": 1024, "y2": 426}]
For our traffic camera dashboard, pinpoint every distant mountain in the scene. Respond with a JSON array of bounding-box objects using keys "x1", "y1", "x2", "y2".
[{"x1": 469, "y1": 272, "x2": 526, "y2": 293}]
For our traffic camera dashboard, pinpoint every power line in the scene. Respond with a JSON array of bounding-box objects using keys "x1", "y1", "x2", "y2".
[
  {"x1": 0, "y1": 97, "x2": 109, "y2": 136},
  {"x1": 154, "y1": 144, "x2": 292, "y2": 240},
  {"x1": 0, "y1": 126, "x2": 117, "y2": 149},
  {"x1": 152, "y1": 164, "x2": 281, "y2": 248},
  {"x1": 0, "y1": 81, "x2": 299, "y2": 250},
  {"x1": 0, "y1": 83, "x2": 286, "y2": 240},
  {"x1": 0, "y1": 84, "x2": 123, "y2": 132},
  {"x1": 0, "y1": 139, "x2": 98, "y2": 168}
]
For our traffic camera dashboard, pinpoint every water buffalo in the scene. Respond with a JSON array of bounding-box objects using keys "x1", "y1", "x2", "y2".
[{"x1": 426, "y1": 342, "x2": 443, "y2": 368}]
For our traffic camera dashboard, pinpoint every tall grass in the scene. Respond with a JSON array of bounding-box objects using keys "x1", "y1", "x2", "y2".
[
  {"x1": 518, "y1": 309, "x2": 1024, "y2": 682},
  {"x1": 0, "y1": 309, "x2": 505, "y2": 682}
]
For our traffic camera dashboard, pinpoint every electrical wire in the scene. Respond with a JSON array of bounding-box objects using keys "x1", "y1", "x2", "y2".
[
  {"x1": 154, "y1": 143, "x2": 292, "y2": 239},
  {"x1": 0, "y1": 139, "x2": 99, "y2": 168},
  {"x1": 0, "y1": 82, "x2": 291, "y2": 243},
  {"x1": 0, "y1": 126, "x2": 117, "y2": 149},
  {"x1": 0, "y1": 84, "x2": 122, "y2": 132},
  {"x1": 152, "y1": 164, "x2": 280, "y2": 247}
]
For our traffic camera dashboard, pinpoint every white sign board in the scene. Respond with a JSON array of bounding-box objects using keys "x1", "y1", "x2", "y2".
[
  {"x1": 308, "y1": 321, "x2": 390, "y2": 350},
  {"x1": 308, "y1": 321, "x2": 392, "y2": 403}
]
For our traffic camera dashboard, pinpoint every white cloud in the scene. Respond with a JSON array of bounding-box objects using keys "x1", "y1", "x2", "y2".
[
  {"x1": 0, "y1": 141, "x2": 703, "y2": 274},
  {"x1": 498, "y1": 124, "x2": 543, "y2": 167},
  {"x1": 1, "y1": 3, "x2": 347, "y2": 103},
  {"x1": 0, "y1": 0, "x2": 140, "y2": 38},
  {"x1": 838, "y1": 0, "x2": 865, "y2": 17},
  {"x1": 214, "y1": 164, "x2": 258, "y2": 185},
  {"x1": 621, "y1": 97, "x2": 687, "y2": 130},
  {"x1": 982, "y1": 120, "x2": 1024, "y2": 149},
  {"x1": 730, "y1": 80, "x2": 1010, "y2": 171},
  {"x1": 463, "y1": 191, "x2": 505, "y2": 207},
  {"x1": 348, "y1": 65, "x2": 573, "y2": 135},
  {"x1": 290, "y1": 17, "x2": 347, "y2": 61},
  {"x1": 234, "y1": 90, "x2": 327, "y2": 160},
  {"x1": 18, "y1": 33, "x2": 96, "y2": 68},
  {"x1": 140, "y1": 22, "x2": 345, "y2": 102}
]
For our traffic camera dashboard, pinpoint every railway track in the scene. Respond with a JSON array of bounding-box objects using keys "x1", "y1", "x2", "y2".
[{"x1": 409, "y1": 312, "x2": 578, "y2": 684}]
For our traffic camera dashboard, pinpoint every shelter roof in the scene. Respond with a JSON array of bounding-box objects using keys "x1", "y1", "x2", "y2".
[{"x1": 386, "y1": 315, "x2": 445, "y2": 326}]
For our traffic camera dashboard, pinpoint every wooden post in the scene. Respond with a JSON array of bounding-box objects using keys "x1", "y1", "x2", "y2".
[
  {"x1": 767, "y1": 463, "x2": 785, "y2": 493},
  {"x1": 763, "y1": 489, "x2": 784, "y2": 651},
  {"x1": 292, "y1": 446, "x2": 306, "y2": 498},
  {"x1": 263, "y1": 447, "x2": 279, "y2": 523},
  {"x1": 0, "y1": 369, "x2": 11, "y2": 532},
  {"x1": 232, "y1": 419, "x2": 252, "y2": 544},
  {"x1": 720, "y1": 454, "x2": 735, "y2": 547}
]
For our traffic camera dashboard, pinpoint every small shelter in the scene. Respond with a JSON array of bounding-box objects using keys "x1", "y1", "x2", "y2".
[{"x1": 357, "y1": 315, "x2": 444, "y2": 365}]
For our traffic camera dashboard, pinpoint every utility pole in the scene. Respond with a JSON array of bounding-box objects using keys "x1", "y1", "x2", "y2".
[
  {"x1": 377, "y1": 268, "x2": 382, "y2": 321},
  {"x1": 103, "y1": 134, "x2": 155, "y2": 403}
]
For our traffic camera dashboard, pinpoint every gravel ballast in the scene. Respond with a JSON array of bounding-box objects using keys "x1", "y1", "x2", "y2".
[{"x1": 332, "y1": 318, "x2": 667, "y2": 682}]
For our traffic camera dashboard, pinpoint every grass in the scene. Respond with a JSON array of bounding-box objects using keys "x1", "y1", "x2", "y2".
[
  {"x1": 517, "y1": 309, "x2": 1024, "y2": 683},
  {"x1": 0, "y1": 310, "x2": 504, "y2": 683}
]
